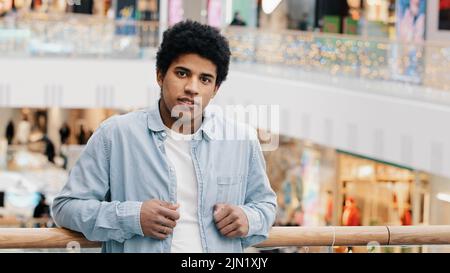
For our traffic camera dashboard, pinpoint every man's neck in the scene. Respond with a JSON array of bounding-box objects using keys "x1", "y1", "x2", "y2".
[{"x1": 159, "y1": 99, "x2": 203, "y2": 135}]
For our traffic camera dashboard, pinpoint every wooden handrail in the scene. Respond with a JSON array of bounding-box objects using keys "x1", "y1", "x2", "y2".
[
  {"x1": 0, "y1": 226, "x2": 449, "y2": 249},
  {"x1": 0, "y1": 228, "x2": 100, "y2": 249},
  {"x1": 256, "y1": 226, "x2": 450, "y2": 247}
]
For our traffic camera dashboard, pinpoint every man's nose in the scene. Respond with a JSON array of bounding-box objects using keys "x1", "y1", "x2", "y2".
[{"x1": 184, "y1": 78, "x2": 199, "y2": 95}]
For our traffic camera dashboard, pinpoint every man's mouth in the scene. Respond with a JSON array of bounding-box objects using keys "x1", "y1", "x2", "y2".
[{"x1": 177, "y1": 97, "x2": 195, "y2": 106}]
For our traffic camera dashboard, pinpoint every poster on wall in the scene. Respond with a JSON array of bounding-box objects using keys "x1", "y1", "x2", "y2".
[
  {"x1": 169, "y1": 0, "x2": 184, "y2": 26},
  {"x1": 391, "y1": 0, "x2": 426, "y2": 84},
  {"x1": 440, "y1": 0, "x2": 450, "y2": 30},
  {"x1": 397, "y1": 0, "x2": 426, "y2": 43},
  {"x1": 208, "y1": 0, "x2": 222, "y2": 27},
  {"x1": 115, "y1": 0, "x2": 137, "y2": 35},
  {"x1": 301, "y1": 148, "x2": 322, "y2": 226}
]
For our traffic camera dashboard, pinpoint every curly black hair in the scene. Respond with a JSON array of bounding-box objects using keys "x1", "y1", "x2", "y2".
[{"x1": 156, "y1": 20, "x2": 231, "y2": 87}]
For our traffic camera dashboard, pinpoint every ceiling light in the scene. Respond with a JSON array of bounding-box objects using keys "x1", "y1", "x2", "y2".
[
  {"x1": 437, "y1": 193, "x2": 450, "y2": 203},
  {"x1": 262, "y1": 0, "x2": 282, "y2": 14}
]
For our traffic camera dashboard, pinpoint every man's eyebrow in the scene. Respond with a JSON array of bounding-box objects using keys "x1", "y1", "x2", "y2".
[
  {"x1": 200, "y1": 73, "x2": 215, "y2": 79},
  {"x1": 174, "y1": 66, "x2": 215, "y2": 79},
  {"x1": 174, "y1": 66, "x2": 191, "y2": 72}
]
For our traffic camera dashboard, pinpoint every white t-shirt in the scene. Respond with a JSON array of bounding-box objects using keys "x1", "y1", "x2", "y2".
[{"x1": 164, "y1": 127, "x2": 203, "y2": 253}]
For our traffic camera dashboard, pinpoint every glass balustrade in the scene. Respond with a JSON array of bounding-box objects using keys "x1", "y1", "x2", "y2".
[{"x1": 1, "y1": 13, "x2": 449, "y2": 91}]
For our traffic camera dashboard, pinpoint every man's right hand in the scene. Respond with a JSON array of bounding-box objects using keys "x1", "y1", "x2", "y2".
[{"x1": 140, "y1": 199, "x2": 180, "y2": 240}]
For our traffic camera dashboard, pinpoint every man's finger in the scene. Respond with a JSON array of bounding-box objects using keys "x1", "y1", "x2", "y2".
[
  {"x1": 159, "y1": 206, "x2": 180, "y2": 220},
  {"x1": 157, "y1": 225, "x2": 173, "y2": 235},
  {"x1": 220, "y1": 222, "x2": 239, "y2": 236},
  {"x1": 158, "y1": 216, "x2": 177, "y2": 228},
  {"x1": 216, "y1": 213, "x2": 237, "y2": 230},
  {"x1": 153, "y1": 231, "x2": 168, "y2": 240},
  {"x1": 214, "y1": 203, "x2": 225, "y2": 212},
  {"x1": 214, "y1": 204, "x2": 231, "y2": 222},
  {"x1": 160, "y1": 201, "x2": 180, "y2": 210},
  {"x1": 224, "y1": 229, "x2": 240, "y2": 238}
]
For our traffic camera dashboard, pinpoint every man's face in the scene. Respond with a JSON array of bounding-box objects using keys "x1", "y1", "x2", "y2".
[{"x1": 157, "y1": 53, "x2": 219, "y2": 124}]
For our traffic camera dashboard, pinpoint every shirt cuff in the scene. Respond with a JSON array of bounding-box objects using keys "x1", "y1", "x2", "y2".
[
  {"x1": 239, "y1": 205, "x2": 262, "y2": 237},
  {"x1": 116, "y1": 201, "x2": 144, "y2": 237}
]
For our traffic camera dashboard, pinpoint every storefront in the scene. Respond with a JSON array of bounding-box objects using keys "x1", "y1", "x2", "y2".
[
  {"x1": 254, "y1": 0, "x2": 423, "y2": 40},
  {"x1": 261, "y1": 134, "x2": 437, "y2": 253},
  {"x1": 337, "y1": 152, "x2": 430, "y2": 227},
  {"x1": 262, "y1": 133, "x2": 432, "y2": 231}
]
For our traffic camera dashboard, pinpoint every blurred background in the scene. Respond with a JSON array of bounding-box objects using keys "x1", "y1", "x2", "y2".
[{"x1": 0, "y1": 0, "x2": 450, "y2": 253}]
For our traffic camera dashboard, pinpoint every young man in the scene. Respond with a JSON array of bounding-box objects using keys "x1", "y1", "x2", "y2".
[{"x1": 51, "y1": 20, "x2": 277, "y2": 253}]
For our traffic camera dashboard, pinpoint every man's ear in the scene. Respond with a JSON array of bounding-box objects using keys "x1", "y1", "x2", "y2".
[{"x1": 157, "y1": 70, "x2": 164, "y2": 87}]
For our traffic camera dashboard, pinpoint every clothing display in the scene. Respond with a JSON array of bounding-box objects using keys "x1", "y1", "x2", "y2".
[{"x1": 342, "y1": 199, "x2": 361, "y2": 226}]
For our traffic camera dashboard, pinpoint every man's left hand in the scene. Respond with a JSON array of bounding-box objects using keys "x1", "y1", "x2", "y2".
[{"x1": 213, "y1": 203, "x2": 249, "y2": 238}]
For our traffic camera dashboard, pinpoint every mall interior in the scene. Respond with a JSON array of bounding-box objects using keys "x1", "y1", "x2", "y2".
[{"x1": 0, "y1": 0, "x2": 450, "y2": 253}]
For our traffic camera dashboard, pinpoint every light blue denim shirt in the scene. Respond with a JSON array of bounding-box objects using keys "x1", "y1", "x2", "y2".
[{"x1": 51, "y1": 101, "x2": 277, "y2": 253}]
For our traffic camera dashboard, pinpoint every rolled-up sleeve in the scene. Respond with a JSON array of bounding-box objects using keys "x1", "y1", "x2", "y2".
[
  {"x1": 240, "y1": 139, "x2": 277, "y2": 248},
  {"x1": 51, "y1": 121, "x2": 144, "y2": 243}
]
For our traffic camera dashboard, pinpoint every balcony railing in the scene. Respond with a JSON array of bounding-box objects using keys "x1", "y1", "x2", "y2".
[
  {"x1": 1, "y1": 13, "x2": 450, "y2": 92},
  {"x1": 0, "y1": 12, "x2": 159, "y2": 58},
  {"x1": 225, "y1": 26, "x2": 450, "y2": 92},
  {"x1": 0, "y1": 226, "x2": 449, "y2": 250}
]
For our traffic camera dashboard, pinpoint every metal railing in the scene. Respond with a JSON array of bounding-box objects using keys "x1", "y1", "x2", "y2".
[{"x1": 0, "y1": 226, "x2": 449, "y2": 250}]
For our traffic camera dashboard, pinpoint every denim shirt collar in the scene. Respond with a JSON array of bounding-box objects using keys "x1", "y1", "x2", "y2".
[{"x1": 147, "y1": 99, "x2": 217, "y2": 141}]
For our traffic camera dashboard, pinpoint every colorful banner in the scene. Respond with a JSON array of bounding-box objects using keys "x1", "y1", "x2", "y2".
[{"x1": 391, "y1": 0, "x2": 426, "y2": 84}]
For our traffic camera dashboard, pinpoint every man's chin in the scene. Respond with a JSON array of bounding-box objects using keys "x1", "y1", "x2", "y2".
[
  {"x1": 172, "y1": 104, "x2": 202, "y2": 117},
  {"x1": 171, "y1": 110, "x2": 201, "y2": 121}
]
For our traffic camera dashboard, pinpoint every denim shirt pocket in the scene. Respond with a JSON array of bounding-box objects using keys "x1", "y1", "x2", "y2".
[{"x1": 216, "y1": 175, "x2": 245, "y2": 205}]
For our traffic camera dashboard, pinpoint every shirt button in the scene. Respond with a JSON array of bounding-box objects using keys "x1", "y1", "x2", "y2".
[{"x1": 161, "y1": 132, "x2": 167, "y2": 137}]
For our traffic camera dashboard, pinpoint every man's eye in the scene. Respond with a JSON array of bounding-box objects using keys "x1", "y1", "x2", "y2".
[
  {"x1": 201, "y1": 77, "x2": 211, "y2": 84},
  {"x1": 176, "y1": 71, "x2": 187, "y2": 77}
]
